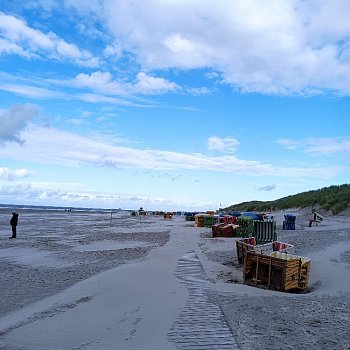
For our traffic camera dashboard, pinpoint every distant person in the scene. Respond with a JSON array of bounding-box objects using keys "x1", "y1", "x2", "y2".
[
  {"x1": 10, "y1": 211, "x2": 19, "y2": 239},
  {"x1": 308, "y1": 212, "x2": 317, "y2": 227}
]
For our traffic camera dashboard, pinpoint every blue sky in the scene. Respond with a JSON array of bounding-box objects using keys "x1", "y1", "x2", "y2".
[{"x1": 0, "y1": 0, "x2": 349, "y2": 211}]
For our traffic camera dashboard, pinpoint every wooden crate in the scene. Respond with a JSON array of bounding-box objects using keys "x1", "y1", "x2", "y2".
[
  {"x1": 212, "y1": 224, "x2": 222, "y2": 237},
  {"x1": 212, "y1": 224, "x2": 239, "y2": 238},
  {"x1": 195, "y1": 214, "x2": 204, "y2": 227},
  {"x1": 243, "y1": 251, "x2": 310, "y2": 292},
  {"x1": 236, "y1": 237, "x2": 257, "y2": 263},
  {"x1": 236, "y1": 238, "x2": 294, "y2": 264}
]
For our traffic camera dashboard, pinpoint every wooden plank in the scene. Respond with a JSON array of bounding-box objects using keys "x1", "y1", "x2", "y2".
[
  {"x1": 255, "y1": 255, "x2": 259, "y2": 286},
  {"x1": 267, "y1": 257, "x2": 272, "y2": 288},
  {"x1": 243, "y1": 250, "x2": 248, "y2": 283}
]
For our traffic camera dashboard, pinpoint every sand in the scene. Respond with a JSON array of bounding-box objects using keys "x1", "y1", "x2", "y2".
[{"x1": 0, "y1": 208, "x2": 349, "y2": 349}]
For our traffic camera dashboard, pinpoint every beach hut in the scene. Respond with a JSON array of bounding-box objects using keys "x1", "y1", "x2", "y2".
[
  {"x1": 184, "y1": 212, "x2": 196, "y2": 221},
  {"x1": 283, "y1": 214, "x2": 296, "y2": 230},
  {"x1": 253, "y1": 220, "x2": 277, "y2": 243},
  {"x1": 236, "y1": 216, "x2": 255, "y2": 237}
]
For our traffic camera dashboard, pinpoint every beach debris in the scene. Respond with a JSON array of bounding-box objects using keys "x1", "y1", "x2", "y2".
[
  {"x1": 236, "y1": 237, "x2": 294, "y2": 264},
  {"x1": 243, "y1": 251, "x2": 311, "y2": 292}
]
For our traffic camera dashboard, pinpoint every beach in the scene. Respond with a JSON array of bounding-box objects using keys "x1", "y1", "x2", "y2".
[{"x1": 0, "y1": 208, "x2": 349, "y2": 349}]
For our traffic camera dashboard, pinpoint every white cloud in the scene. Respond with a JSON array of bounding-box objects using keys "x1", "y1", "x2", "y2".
[
  {"x1": 9, "y1": 1, "x2": 350, "y2": 94},
  {"x1": 99, "y1": 0, "x2": 350, "y2": 95},
  {"x1": 0, "y1": 11, "x2": 99, "y2": 67},
  {"x1": 0, "y1": 183, "x2": 34, "y2": 198},
  {"x1": 0, "y1": 104, "x2": 40, "y2": 145},
  {"x1": 207, "y1": 136, "x2": 240, "y2": 153},
  {"x1": 66, "y1": 118, "x2": 85, "y2": 126},
  {"x1": 0, "y1": 167, "x2": 34, "y2": 181},
  {"x1": 0, "y1": 125, "x2": 344, "y2": 179},
  {"x1": 304, "y1": 138, "x2": 350, "y2": 155},
  {"x1": 0, "y1": 72, "x2": 146, "y2": 106},
  {"x1": 0, "y1": 37, "x2": 32, "y2": 57},
  {"x1": 52, "y1": 71, "x2": 179, "y2": 97},
  {"x1": 133, "y1": 72, "x2": 179, "y2": 94},
  {"x1": 186, "y1": 87, "x2": 212, "y2": 96},
  {"x1": 277, "y1": 137, "x2": 350, "y2": 155},
  {"x1": 258, "y1": 185, "x2": 276, "y2": 192},
  {"x1": 0, "y1": 183, "x2": 91, "y2": 203},
  {"x1": 276, "y1": 138, "x2": 299, "y2": 150},
  {"x1": 0, "y1": 182, "x2": 211, "y2": 210},
  {"x1": 76, "y1": 93, "x2": 136, "y2": 106},
  {"x1": 0, "y1": 83, "x2": 63, "y2": 99},
  {"x1": 103, "y1": 44, "x2": 121, "y2": 58},
  {"x1": 72, "y1": 71, "x2": 125, "y2": 95}
]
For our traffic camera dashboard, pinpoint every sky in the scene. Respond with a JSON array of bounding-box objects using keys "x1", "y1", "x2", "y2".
[{"x1": 0, "y1": 0, "x2": 349, "y2": 211}]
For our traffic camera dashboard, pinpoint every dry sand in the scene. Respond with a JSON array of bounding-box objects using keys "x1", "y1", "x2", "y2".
[{"x1": 0, "y1": 208, "x2": 349, "y2": 349}]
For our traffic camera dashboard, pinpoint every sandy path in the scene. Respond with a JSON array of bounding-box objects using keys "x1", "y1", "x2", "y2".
[
  {"x1": 0, "y1": 216, "x2": 202, "y2": 349},
  {"x1": 1, "y1": 209, "x2": 350, "y2": 349}
]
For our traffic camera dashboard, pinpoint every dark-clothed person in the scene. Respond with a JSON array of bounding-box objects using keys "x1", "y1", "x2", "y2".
[{"x1": 10, "y1": 211, "x2": 19, "y2": 239}]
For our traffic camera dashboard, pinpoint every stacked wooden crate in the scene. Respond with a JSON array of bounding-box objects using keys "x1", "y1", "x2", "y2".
[
  {"x1": 195, "y1": 214, "x2": 205, "y2": 227},
  {"x1": 212, "y1": 223, "x2": 222, "y2": 237},
  {"x1": 236, "y1": 238, "x2": 294, "y2": 264},
  {"x1": 221, "y1": 215, "x2": 238, "y2": 225},
  {"x1": 236, "y1": 237, "x2": 257, "y2": 263},
  {"x1": 195, "y1": 214, "x2": 218, "y2": 227},
  {"x1": 243, "y1": 251, "x2": 310, "y2": 292},
  {"x1": 212, "y1": 223, "x2": 239, "y2": 237}
]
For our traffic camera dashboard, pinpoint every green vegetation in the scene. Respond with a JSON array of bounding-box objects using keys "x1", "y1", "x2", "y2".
[{"x1": 226, "y1": 184, "x2": 350, "y2": 215}]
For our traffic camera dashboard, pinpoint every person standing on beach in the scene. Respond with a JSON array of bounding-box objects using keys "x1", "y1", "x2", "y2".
[{"x1": 10, "y1": 211, "x2": 19, "y2": 239}]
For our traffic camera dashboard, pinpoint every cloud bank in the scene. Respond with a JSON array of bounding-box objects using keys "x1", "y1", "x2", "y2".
[
  {"x1": 96, "y1": 0, "x2": 350, "y2": 95},
  {"x1": 0, "y1": 104, "x2": 40, "y2": 145},
  {"x1": 0, "y1": 11, "x2": 99, "y2": 67},
  {"x1": 0, "y1": 123, "x2": 344, "y2": 179},
  {"x1": 2, "y1": 1, "x2": 350, "y2": 103}
]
